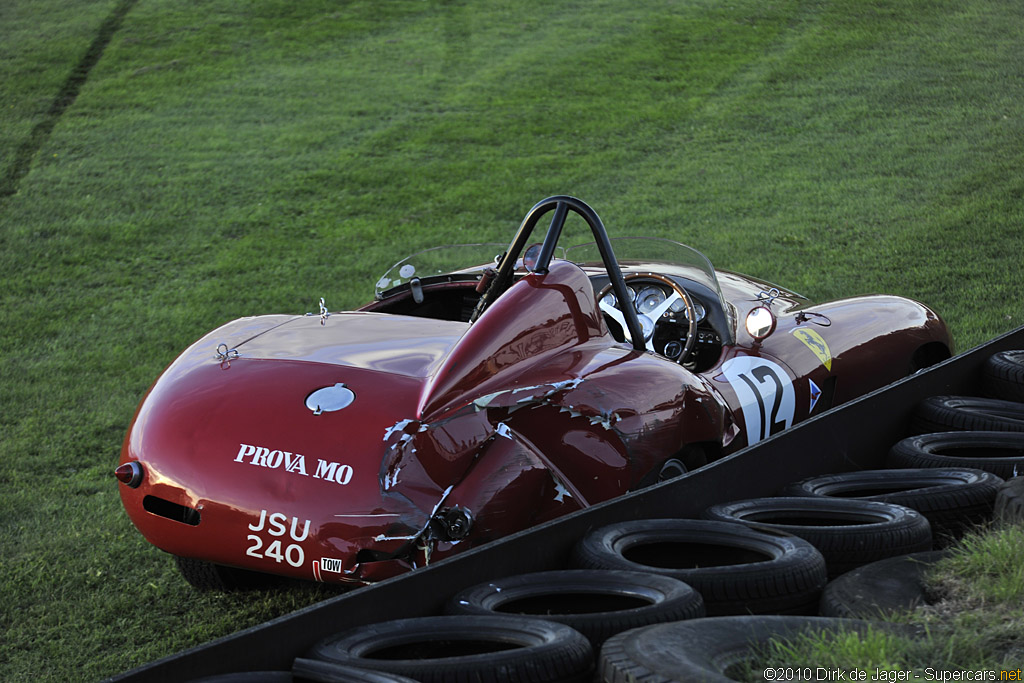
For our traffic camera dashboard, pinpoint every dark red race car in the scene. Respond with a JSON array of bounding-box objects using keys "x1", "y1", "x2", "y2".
[{"x1": 117, "y1": 196, "x2": 952, "y2": 588}]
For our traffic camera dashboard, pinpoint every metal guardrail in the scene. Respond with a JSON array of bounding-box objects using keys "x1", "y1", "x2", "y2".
[{"x1": 109, "y1": 324, "x2": 1024, "y2": 682}]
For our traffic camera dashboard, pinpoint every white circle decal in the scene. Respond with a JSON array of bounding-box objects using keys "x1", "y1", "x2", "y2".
[
  {"x1": 305, "y1": 383, "x2": 355, "y2": 415},
  {"x1": 721, "y1": 356, "x2": 795, "y2": 445}
]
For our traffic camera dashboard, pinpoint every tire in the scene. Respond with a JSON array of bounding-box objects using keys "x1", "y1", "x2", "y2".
[
  {"x1": 702, "y1": 497, "x2": 932, "y2": 578},
  {"x1": 995, "y1": 476, "x2": 1024, "y2": 524},
  {"x1": 912, "y1": 396, "x2": 1024, "y2": 433},
  {"x1": 292, "y1": 658, "x2": 420, "y2": 683},
  {"x1": 305, "y1": 615, "x2": 593, "y2": 683},
  {"x1": 781, "y1": 468, "x2": 1004, "y2": 541},
  {"x1": 984, "y1": 350, "x2": 1024, "y2": 402},
  {"x1": 446, "y1": 569, "x2": 704, "y2": 647},
  {"x1": 598, "y1": 615, "x2": 894, "y2": 683},
  {"x1": 570, "y1": 519, "x2": 827, "y2": 616},
  {"x1": 175, "y1": 556, "x2": 281, "y2": 591},
  {"x1": 818, "y1": 550, "x2": 948, "y2": 619},
  {"x1": 888, "y1": 431, "x2": 1024, "y2": 480}
]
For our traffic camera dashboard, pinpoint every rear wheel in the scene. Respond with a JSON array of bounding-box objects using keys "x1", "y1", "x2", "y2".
[
  {"x1": 638, "y1": 445, "x2": 709, "y2": 488},
  {"x1": 911, "y1": 342, "x2": 952, "y2": 372},
  {"x1": 175, "y1": 556, "x2": 280, "y2": 591},
  {"x1": 188, "y1": 675, "x2": 294, "y2": 683}
]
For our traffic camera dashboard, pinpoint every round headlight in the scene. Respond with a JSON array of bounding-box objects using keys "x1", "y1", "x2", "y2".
[{"x1": 745, "y1": 306, "x2": 776, "y2": 341}]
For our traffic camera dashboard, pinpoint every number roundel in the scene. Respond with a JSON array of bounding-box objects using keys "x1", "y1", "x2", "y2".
[{"x1": 721, "y1": 356, "x2": 796, "y2": 445}]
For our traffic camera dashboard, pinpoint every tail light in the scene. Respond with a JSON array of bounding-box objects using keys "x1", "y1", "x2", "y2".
[{"x1": 115, "y1": 461, "x2": 144, "y2": 488}]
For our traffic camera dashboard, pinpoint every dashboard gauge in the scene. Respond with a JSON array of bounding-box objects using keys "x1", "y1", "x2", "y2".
[
  {"x1": 602, "y1": 287, "x2": 639, "y2": 310},
  {"x1": 670, "y1": 298, "x2": 706, "y2": 322},
  {"x1": 523, "y1": 243, "x2": 543, "y2": 272},
  {"x1": 638, "y1": 314, "x2": 655, "y2": 339},
  {"x1": 636, "y1": 287, "x2": 666, "y2": 315}
]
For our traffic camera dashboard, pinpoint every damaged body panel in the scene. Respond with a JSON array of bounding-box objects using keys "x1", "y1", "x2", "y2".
[{"x1": 118, "y1": 196, "x2": 953, "y2": 587}]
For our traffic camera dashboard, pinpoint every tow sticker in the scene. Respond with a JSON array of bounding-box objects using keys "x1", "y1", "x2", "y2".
[
  {"x1": 722, "y1": 356, "x2": 796, "y2": 445},
  {"x1": 313, "y1": 557, "x2": 345, "y2": 582}
]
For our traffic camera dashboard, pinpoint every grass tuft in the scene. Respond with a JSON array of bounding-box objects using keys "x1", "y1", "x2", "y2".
[{"x1": 741, "y1": 524, "x2": 1024, "y2": 676}]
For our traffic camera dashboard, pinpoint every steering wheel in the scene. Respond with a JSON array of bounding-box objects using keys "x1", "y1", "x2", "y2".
[{"x1": 597, "y1": 273, "x2": 698, "y2": 363}]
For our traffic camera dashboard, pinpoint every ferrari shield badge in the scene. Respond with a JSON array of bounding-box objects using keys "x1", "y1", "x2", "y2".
[{"x1": 792, "y1": 328, "x2": 832, "y2": 371}]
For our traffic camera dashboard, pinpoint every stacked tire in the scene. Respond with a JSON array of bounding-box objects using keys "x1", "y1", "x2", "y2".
[
  {"x1": 782, "y1": 467, "x2": 1004, "y2": 542},
  {"x1": 701, "y1": 497, "x2": 932, "y2": 578},
  {"x1": 568, "y1": 519, "x2": 828, "y2": 616}
]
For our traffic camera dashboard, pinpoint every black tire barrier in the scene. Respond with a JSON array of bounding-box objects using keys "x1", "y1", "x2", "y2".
[
  {"x1": 818, "y1": 550, "x2": 948, "y2": 619},
  {"x1": 912, "y1": 396, "x2": 1024, "y2": 433},
  {"x1": 983, "y1": 350, "x2": 1024, "y2": 402},
  {"x1": 570, "y1": 519, "x2": 827, "y2": 616},
  {"x1": 305, "y1": 615, "x2": 593, "y2": 683},
  {"x1": 995, "y1": 476, "x2": 1024, "y2": 524},
  {"x1": 598, "y1": 615, "x2": 897, "y2": 683},
  {"x1": 446, "y1": 569, "x2": 704, "y2": 648},
  {"x1": 292, "y1": 658, "x2": 420, "y2": 683},
  {"x1": 888, "y1": 431, "x2": 1024, "y2": 480},
  {"x1": 781, "y1": 467, "x2": 1004, "y2": 540},
  {"x1": 701, "y1": 497, "x2": 932, "y2": 578}
]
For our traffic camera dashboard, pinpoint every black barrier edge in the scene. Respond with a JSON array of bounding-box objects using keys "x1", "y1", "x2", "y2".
[{"x1": 108, "y1": 324, "x2": 1024, "y2": 682}]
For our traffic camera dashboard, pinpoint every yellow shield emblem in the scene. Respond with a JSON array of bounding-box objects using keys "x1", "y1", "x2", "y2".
[{"x1": 792, "y1": 328, "x2": 832, "y2": 371}]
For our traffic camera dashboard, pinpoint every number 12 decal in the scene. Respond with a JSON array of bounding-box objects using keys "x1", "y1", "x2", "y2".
[{"x1": 722, "y1": 356, "x2": 796, "y2": 445}]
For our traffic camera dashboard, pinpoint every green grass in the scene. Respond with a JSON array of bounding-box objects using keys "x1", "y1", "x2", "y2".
[
  {"x1": 743, "y1": 524, "x2": 1024, "y2": 675},
  {"x1": 2, "y1": 0, "x2": 1023, "y2": 679},
  {"x1": 931, "y1": 523, "x2": 1024, "y2": 605}
]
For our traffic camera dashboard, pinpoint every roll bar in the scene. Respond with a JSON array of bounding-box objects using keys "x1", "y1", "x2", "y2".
[{"x1": 470, "y1": 196, "x2": 646, "y2": 352}]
